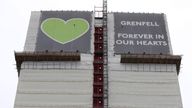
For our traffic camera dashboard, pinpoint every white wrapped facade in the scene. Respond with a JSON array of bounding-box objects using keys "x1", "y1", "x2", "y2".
[{"x1": 14, "y1": 11, "x2": 183, "y2": 108}]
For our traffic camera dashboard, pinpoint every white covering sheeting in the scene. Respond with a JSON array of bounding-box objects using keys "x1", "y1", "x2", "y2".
[
  {"x1": 109, "y1": 64, "x2": 182, "y2": 108},
  {"x1": 24, "y1": 11, "x2": 40, "y2": 51},
  {"x1": 15, "y1": 53, "x2": 93, "y2": 108},
  {"x1": 108, "y1": 13, "x2": 182, "y2": 108},
  {"x1": 15, "y1": 69, "x2": 92, "y2": 107}
]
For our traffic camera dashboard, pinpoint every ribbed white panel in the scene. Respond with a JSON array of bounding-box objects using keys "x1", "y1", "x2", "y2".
[
  {"x1": 107, "y1": 13, "x2": 115, "y2": 57},
  {"x1": 110, "y1": 95, "x2": 181, "y2": 105},
  {"x1": 19, "y1": 70, "x2": 92, "y2": 82},
  {"x1": 24, "y1": 11, "x2": 40, "y2": 51},
  {"x1": 15, "y1": 103, "x2": 92, "y2": 108},
  {"x1": 15, "y1": 94, "x2": 91, "y2": 104},
  {"x1": 110, "y1": 83, "x2": 180, "y2": 95},
  {"x1": 108, "y1": 64, "x2": 182, "y2": 108},
  {"x1": 16, "y1": 93, "x2": 91, "y2": 101},
  {"x1": 15, "y1": 69, "x2": 92, "y2": 107},
  {"x1": 164, "y1": 14, "x2": 173, "y2": 54},
  {"x1": 109, "y1": 71, "x2": 178, "y2": 83},
  {"x1": 17, "y1": 82, "x2": 91, "y2": 94}
]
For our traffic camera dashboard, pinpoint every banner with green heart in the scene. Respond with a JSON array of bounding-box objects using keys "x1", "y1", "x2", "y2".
[
  {"x1": 41, "y1": 18, "x2": 89, "y2": 44},
  {"x1": 35, "y1": 11, "x2": 92, "y2": 53}
]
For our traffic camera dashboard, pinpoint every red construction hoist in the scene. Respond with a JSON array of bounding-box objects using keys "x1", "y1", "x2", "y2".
[{"x1": 93, "y1": 0, "x2": 108, "y2": 108}]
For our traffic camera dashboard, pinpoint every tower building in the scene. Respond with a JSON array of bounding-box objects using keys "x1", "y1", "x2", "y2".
[{"x1": 14, "y1": 1, "x2": 182, "y2": 108}]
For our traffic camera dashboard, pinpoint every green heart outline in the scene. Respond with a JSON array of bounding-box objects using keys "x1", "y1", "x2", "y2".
[{"x1": 41, "y1": 18, "x2": 90, "y2": 44}]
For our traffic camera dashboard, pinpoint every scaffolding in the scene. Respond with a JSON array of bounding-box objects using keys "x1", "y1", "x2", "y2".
[
  {"x1": 93, "y1": 0, "x2": 108, "y2": 107},
  {"x1": 121, "y1": 54, "x2": 181, "y2": 75},
  {"x1": 15, "y1": 52, "x2": 80, "y2": 76}
]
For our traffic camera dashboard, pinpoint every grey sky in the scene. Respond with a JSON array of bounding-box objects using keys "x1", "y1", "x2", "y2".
[{"x1": 0, "y1": 0, "x2": 192, "y2": 107}]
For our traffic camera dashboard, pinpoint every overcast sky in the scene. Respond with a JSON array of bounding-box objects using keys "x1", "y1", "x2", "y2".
[{"x1": 0, "y1": 0, "x2": 192, "y2": 108}]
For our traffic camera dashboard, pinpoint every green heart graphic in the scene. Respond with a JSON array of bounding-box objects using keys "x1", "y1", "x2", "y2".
[{"x1": 41, "y1": 18, "x2": 89, "y2": 44}]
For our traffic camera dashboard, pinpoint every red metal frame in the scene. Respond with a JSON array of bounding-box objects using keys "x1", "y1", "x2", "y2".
[
  {"x1": 93, "y1": 27, "x2": 104, "y2": 108},
  {"x1": 95, "y1": 27, "x2": 103, "y2": 34},
  {"x1": 93, "y1": 97, "x2": 103, "y2": 108},
  {"x1": 94, "y1": 34, "x2": 103, "y2": 43}
]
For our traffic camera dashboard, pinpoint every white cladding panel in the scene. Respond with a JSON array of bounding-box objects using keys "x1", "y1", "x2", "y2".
[
  {"x1": 19, "y1": 70, "x2": 92, "y2": 82},
  {"x1": 24, "y1": 11, "x2": 40, "y2": 51},
  {"x1": 16, "y1": 94, "x2": 91, "y2": 104},
  {"x1": 15, "y1": 69, "x2": 92, "y2": 107},
  {"x1": 108, "y1": 64, "x2": 182, "y2": 108}
]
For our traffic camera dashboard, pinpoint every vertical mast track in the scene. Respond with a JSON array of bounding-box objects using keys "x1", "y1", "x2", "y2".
[{"x1": 103, "y1": 0, "x2": 108, "y2": 108}]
